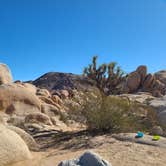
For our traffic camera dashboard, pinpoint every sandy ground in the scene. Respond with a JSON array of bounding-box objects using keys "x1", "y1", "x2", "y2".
[{"x1": 9, "y1": 134, "x2": 166, "y2": 166}]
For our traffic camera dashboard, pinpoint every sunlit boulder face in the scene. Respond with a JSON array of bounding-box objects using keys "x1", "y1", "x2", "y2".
[
  {"x1": 155, "y1": 70, "x2": 166, "y2": 85},
  {"x1": 0, "y1": 83, "x2": 41, "y2": 115},
  {"x1": 125, "y1": 65, "x2": 166, "y2": 97},
  {"x1": 0, "y1": 123, "x2": 31, "y2": 166},
  {"x1": 0, "y1": 63, "x2": 13, "y2": 85},
  {"x1": 7, "y1": 125, "x2": 39, "y2": 151}
]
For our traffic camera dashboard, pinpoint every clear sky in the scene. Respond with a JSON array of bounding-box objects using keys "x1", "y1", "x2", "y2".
[{"x1": 0, "y1": 0, "x2": 166, "y2": 81}]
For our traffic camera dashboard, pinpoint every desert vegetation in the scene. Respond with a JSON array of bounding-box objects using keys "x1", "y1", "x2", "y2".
[
  {"x1": 64, "y1": 88, "x2": 157, "y2": 133},
  {"x1": 83, "y1": 56, "x2": 125, "y2": 95}
]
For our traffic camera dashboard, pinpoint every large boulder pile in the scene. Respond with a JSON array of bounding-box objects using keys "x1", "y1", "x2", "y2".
[
  {"x1": 0, "y1": 64, "x2": 77, "y2": 135},
  {"x1": 125, "y1": 65, "x2": 166, "y2": 97}
]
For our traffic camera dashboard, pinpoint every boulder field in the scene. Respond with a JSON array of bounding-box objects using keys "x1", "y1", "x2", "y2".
[{"x1": 0, "y1": 63, "x2": 166, "y2": 165}]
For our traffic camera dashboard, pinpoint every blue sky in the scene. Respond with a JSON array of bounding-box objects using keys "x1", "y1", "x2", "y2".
[{"x1": 0, "y1": 0, "x2": 166, "y2": 81}]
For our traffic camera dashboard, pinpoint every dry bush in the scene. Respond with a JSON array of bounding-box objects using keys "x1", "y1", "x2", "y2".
[
  {"x1": 83, "y1": 92, "x2": 157, "y2": 132},
  {"x1": 63, "y1": 88, "x2": 157, "y2": 133}
]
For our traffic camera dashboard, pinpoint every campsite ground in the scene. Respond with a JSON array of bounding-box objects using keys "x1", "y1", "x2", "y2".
[{"x1": 9, "y1": 133, "x2": 166, "y2": 166}]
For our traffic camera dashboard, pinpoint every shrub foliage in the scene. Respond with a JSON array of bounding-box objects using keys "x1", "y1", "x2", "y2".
[{"x1": 82, "y1": 92, "x2": 157, "y2": 132}]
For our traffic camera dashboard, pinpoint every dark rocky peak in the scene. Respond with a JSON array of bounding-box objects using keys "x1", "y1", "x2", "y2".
[{"x1": 32, "y1": 72, "x2": 95, "y2": 92}]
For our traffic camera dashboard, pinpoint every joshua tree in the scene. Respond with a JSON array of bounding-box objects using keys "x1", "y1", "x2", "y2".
[{"x1": 83, "y1": 56, "x2": 125, "y2": 95}]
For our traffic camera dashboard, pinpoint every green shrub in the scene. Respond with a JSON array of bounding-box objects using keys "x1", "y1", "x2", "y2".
[
  {"x1": 83, "y1": 92, "x2": 157, "y2": 132},
  {"x1": 63, "y1": 88, "x2": 157, "y2": 133}
]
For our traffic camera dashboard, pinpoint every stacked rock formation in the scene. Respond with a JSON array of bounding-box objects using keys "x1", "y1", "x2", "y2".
[
  {"x1": 126, "y1": 65, "x2": 166, "y2": 97},
  {"x1": 0, "y1": 64, "x2": 74, "y2": 139}
]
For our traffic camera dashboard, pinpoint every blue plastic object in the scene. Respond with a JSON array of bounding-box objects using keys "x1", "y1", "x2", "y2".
[{"x1": 135, "y1": 131, "x2": 144, "y2": 138}]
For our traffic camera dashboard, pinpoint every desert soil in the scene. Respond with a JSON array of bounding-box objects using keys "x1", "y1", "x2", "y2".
[{"x1": 8, "y1": 133, "x2": 166, "y2": 166}]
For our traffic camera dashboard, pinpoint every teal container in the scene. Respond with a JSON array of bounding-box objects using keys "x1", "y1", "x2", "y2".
[{"x1": 135, "y1": 131, "x2": 144, "y2": 138}]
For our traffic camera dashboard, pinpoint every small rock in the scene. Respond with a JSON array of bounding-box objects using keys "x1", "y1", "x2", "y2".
[
  {"x1": 60, "y1": 90, "x2": 70, "y2": 99},
  {"x1": 58, "y1": 151, "x2": 111, "y2": 166},
  {"x1": 151, "y1": 126, "x2": 164, "y2": 136}
]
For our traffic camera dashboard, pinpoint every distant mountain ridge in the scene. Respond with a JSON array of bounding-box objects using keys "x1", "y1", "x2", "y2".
[
  {"x1": 32, "y1": 66, "x2": 166, "y2": 97},
  {"x1": 32, "y1": 72, "x2": 96, "y2": 92}
]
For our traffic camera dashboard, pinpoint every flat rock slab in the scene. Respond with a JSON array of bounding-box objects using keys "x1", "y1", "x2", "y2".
[{"x1": 112, "y1": 133, "x2": 166, "y2": 148}]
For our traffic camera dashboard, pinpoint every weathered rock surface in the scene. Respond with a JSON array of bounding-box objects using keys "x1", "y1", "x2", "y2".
[
  {"x1": 25, "y1": 112, "x2": 53, "y2": 126},
  {"x1": 119, "y1": 92, "x2": 155, "y2": 104},
  {"x1": 125, "y1": 72, "x2": 141, "y2": 92},
  {"x1": 0, "y1": 83, "x2": 41, "y2": 115},
  {"x1": 58, "y1": 151, "x2": 111, "y2": 166},
  {"x1": 158, "y1": 111, "x2": 166, "y2": 129},
  {"x1": 155, "y1": 70, "x2": 166, "y2": 85},
  {"x1": 142, "y1": 74, "x2": 155, "y2": 90},
  {"x1": 41, "y1": 103, "x2": 60, "y2": 117},
  {"x1": 149, "y1": 95, "x2": 166, "y2": 113},
  {"x1": 7, "y1": 125, "x2": 39, "y2": 151},
  {"x1": 147, "y1": 95, "x2": 166, "y2": 130},
  {"x1": 151, "y1": 126, "x2": 164, "y2": 136},
  {"x1": 125, "y1": 65, "x2": 166, "y2": 96},
  {"x1": 0, "y1": 124, "x2": 31, "y2": 166},
  {"x1": 136, "y1": 65, "x2": 147, "y2": 85},
  {"x1": 36, "y1": 88, "x2": 51, "y2": 98},
  {"x1": 0, "y1": 63, "x2": 13, "y2": 85},
  {"x1": 112, "y1": 133, "x2": 166, "y2": 148},
  {"x1": 16, "y1": 82, "x2": 37, "y2": 94}
]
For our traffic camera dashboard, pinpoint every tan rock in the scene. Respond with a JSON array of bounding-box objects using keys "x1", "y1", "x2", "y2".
[
  {"x1": 136, "y1": 65, "x2": 147, "y2": 85},
  {"x1": 36, "y1": 88, "x2": 51, "y2": 98},
  {"x1": 154, "y1": 80, "x2": 165, "y2": 91},
  {"x1": 50, "y1": 116, "x2": 68, "y2": 130},
  {"x1": 158, "y1": 111, "x2": 166, "y2": 129},
  {"x1": 39, "y1": 96, "x2": 61, "y2": 109},
  {"x1": 0, "y1": 124, "x2": 31, "y2": 166},
  {"x1": 151, "y1": 126, "x2": 164, "y2": 136},
  {"x1": 15, "y1": 82, "x2": 37, "y2": 94},
  {"x1": 143, "y1": 74, "x2": 155, "y2": 90},
  {"x1": 22, "y1": 83, "x2": 37, "y2": 94},
  {"x1": 126, "y1": 71, "x2": 141, "y2": 92},
  {"x1": 51, "y1": 95, "x2": 63, "y2": 105},
  {"x1": 60, "y1": 90, "x2": 69, "y2": 99},
  {"x1": 0, "y1": 63, "x2": 13, "y2": 85},
  {"x1": 155, "y1": 70, "x2": 166, "y2": 85},
  {"x1": 7, "y1": 115, "x2": 25, "y2": 127},
  {"x1": 25, "y1": 112, "x2": 53, "y2": 126},
  {"x1": 0, "y1": 83, "x2": 41, "y2": 114},
  {"x1": 119, "y1": 93, "x2": 155, "y2": 104},
  {"x1": 7, "y1": 125, "x2": 39, "y2": 151},
  {"x1": 41, "y1": 103, "x2": 60, "y2": 117},
  {"x1": 152, "y1": 90, "x2": 163, "y2": 97}
]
